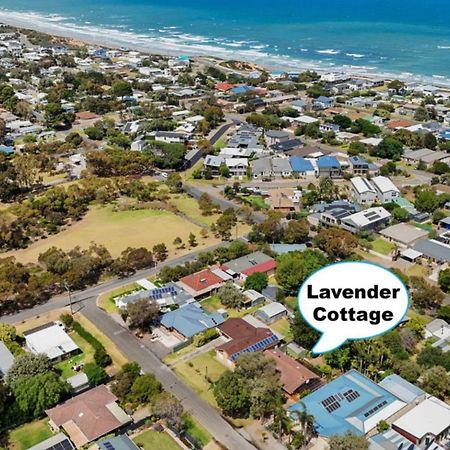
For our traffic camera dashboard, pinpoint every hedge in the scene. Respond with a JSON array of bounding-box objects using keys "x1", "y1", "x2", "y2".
[{"x1": 72, "y1": 321, "x2": 112, "y2": 367}]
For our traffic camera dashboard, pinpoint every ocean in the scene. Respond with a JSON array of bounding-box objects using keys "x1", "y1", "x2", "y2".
[{"x1": 0, "y1": 0, "x2": 449, "y2": 83}]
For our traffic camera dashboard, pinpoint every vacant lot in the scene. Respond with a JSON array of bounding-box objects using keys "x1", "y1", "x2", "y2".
[
  {"x1": 170, "y1": 194, "x2": 220, "y2": 227},
  {"x1": 133, "y1": 429, "x2": 181, "y2": 450},
  {"x1": 7, "y1": 205, "x2": 219, "y2": 264},
  {"x1": 8, "y1": 419, "x2": 53, "y2": 450},
  {"x1": 173, "y1": 350, "x2": 227, "y2": 407},
  {"x1": 371, "y1": 238, "x2": 396, "y2": 256}
]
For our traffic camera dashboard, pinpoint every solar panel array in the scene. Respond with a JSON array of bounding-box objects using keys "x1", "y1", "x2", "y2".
[
  {"x1": 363, "y1": 400, "x2": 388, "y2": 418},
  {"x1": 148, "y1": 286, "x2": 177, "y2": 301},
  {"x1": 230, "y1": 334, "x2": 278, "y2": 361},
  {"x1": 321, "y1": 389, "x2": 362, "y2": 413},
  {"x1": 47, "y1": 439, "x2": 74, "y2": 450},
  {"x1": 343, "y1": 389, "x2": 361, "y2": 402}
]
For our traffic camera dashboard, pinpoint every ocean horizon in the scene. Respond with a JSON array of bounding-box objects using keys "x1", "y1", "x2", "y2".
[{"x1": 0, "y1": 0, "x2": 449, "y2": 84}]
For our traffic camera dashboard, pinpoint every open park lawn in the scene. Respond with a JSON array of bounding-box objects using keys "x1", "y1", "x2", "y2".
[
  {"x1": 7, "y1": 205, "x2": 219, "y2": 264},
  {"x1": 173, "y1": 350, "x2": 227, "y2": 407},
  {"x1": 8, "y1": 419, "x2": 53, "y2": 450},
  {"x1": 133, "y1": 429, "x2": 181, "y2": 450}
]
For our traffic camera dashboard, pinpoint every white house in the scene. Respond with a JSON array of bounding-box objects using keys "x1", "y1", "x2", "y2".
[
  {"x1": 371, "y1": 176, "x2": 400, "y2": 203},
  {"x1": 351, "y1": 177, "x2": 377, "y2": 205}
]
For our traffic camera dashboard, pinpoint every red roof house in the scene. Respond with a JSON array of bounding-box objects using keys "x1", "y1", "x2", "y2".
[{"x1": 177, "y1": 269, "x2": 226, "y2": 298}]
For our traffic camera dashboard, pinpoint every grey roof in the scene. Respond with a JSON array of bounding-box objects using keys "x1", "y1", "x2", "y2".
[
  {"x1": 98, "y1": 435, "x2": 139, "y2": 450},
  {"x1": 270, "y1": 244, "x2": 307, "y2": 254},
  {"x1": 222, "y1": 251, "x2": 274, "y2": 274},
  {"x1": 265, "y1": 130, "x2": 290, "y2": 139},
  {"x1": 67, "y1": 372, "x2": 89, "y2": 390},
  {"x1": 0, "y1": 341, "x2": 14, "y2": 377},
  {"x1": 28, "y1": 433, "x2": 74, "y2": 450},
  {"x1": 379, "y1": 223, "x2": 428, "y2": 245},
  {"x1": 252, "y1": 157, "x2": 272, "y2": 173},
  {"x1": 378, "y1": 374, "x2": 425, "y2": 404},
  {"x1": 414, "y1": 239, "x2": 450, "y2": 262},
  {"x1": 271, "y1": 157, "x2": 292, "y2": 173}
]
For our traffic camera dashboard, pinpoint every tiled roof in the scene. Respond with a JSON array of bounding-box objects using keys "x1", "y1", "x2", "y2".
[{"x1": 179, "y1": 269, "x2": 224, "y2": 292}]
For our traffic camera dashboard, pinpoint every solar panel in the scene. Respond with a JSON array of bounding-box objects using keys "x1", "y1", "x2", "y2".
[{"x1": 343, "y1": 389, "x2": 360, "y2": 402}]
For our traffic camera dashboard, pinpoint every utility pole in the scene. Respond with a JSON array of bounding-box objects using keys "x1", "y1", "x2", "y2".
[{"x1": 64, "y1": 282, "x2": 73, "y2": 315}]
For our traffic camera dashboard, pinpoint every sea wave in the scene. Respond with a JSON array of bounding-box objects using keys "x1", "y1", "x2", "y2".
[
  {"x1": 346, "y1": 53, "x2": 365, "y2": 58},
  {"x1": 0, "y1": 8, "x2": 449, "y2": 87},
  {"x1": 437, "y1": 45, "x2": 450, "y2": 49}
]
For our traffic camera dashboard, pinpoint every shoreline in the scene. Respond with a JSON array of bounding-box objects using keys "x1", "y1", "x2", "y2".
[{"x1": 1, "y1": 8, "x2": 450, "y2": 89}]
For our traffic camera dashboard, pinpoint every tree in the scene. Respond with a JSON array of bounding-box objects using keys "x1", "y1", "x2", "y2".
[
  {"x1": 111, "y1": 80, "x2": 133, "y2": 98},
  {"x1": 438, "y1": 305, "x2": 450, "y2": 322},
  {"x1": 333, "y1": 114, "x2": 352, "y2": 129},
  {"x1": 414, "y1": 106, "x2": 429, "y2": 121},
  {"x1": 314, "y1": 227, "x2": 358, "y2": 260},
  {"x1": 329, "y1": 431, "x2": 369, "y2": 450},
  {"x1": 219, "y1": 163, "x2": 230, "y2": 178},
  {"x1": 153, "y1": 392, "x2": 184, "y2": 430},
  {"x1": 0, "y1": 324, "x2": 22, "y2": 355},
  {"x1": 130, "y1": 373, "x2": 162, "y2": 404},
  {"x1": 166, "y1": 173, "x2": 183, "y2": 193},
  {"x1": 188, "y1": 232, "x2": 197, "y2": 247},
  {"x1": 415, "y1": 189, "x2": 441, "y2": 213},
  {"x1": 6, "y1": 353, "x2": 52, "y2": 385},
  {"x1": 153, "y1": 243, "x2": 168, "y2": 263},
  {"x1": 290, "y1": 404, "x2": 317, "y2": 446},
  {"x1": 244, "y1": 272, "x2": 268, "y2": 292},
  {"x1": 84, "y1": 363, "x2": 108, "y2": 386},
  {"x1": 432, "y1": 161, "x2": 450, "y2": 175},
  {"x1": 13, "y1": 153, "x2": 41, "y2": 189},
  {"x1": 12, "y1": 372, "x2": 69, "y2": 419},
  {"x1": 126, "y1": 299, "x2": 159, "y2": 331},
  {"x1": 94, "y1": 347, "x2": 112, "y2": 367},
  {"x1": 275, "y1": 249, "x2": 327, "y2": 295},
  {"x1": 291, "y1": 314, "x2": 320, "y2": 350},
  {"x1": 411, "y1": 278, "x2": 444, "y2": 312},
  {"x1": 420, "y1": 366, "x2": 450, "y2": 399},
  {"x1": 111, "y1": 362, "x2": 141, "y2": 401},
  {"x1": 198, "y1": 193, "x2": 216, "y2": 216},
  {"x1": 372, "y1": 137, "x2": 403, "y2": 160},
  {"x1": 214, "y1": 371, "x2": 251, "y2": 417},
  {"x1": 282, "y1": 219, "x2": 309, "y2": 244},
  {"x1": 394, "y1": 360, "x2": 422, "y2": 383},
  {"x1": 439, "y1": 268, "x2": 450, "y2": 292},
  {"x1": 417, "y1": 346, "x2": 446, "y2": 369},
  {"x1": 214, "y1": 208, "x2": 237, "y2": 240},
  {"x1": 218, "y1": 282, "x2": 244, "y2": 309}
]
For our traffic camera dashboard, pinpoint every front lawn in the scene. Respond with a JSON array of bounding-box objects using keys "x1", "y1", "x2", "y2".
[
  {"x1": 8, "y1": 419, "x2": 53, "y2": 450},
  {"x1": 239, "y1": 195, "x2": 270, "y2": 210},
  {"x1": 270, "y1": 318, "x2": 293, "y2": 342},
  {"x1": 183, "y1": 414, "x2": 212, "y2": 446},
  {"x1": 371, "y1": 238, "x2": 396, "y2": 256},
  {"x1": 200, "y1": 295, "x2": 261, "y2": 318},
  {"x1": 173, "y1": 350, "x2": 227, "y2": 407},
  {"x1": 133, "y1": 429, "x2": 181, "y2": 450}
]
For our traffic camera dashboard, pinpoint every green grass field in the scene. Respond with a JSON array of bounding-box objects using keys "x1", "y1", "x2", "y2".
[
  {"x1": 170, "y1": 194, "x2": 219, "y2": 227},
  {"x1": 8, "y1": 419, "x2": 53, "y2": 450},
  {"x1": 239, "y1": 195, "x2": 270, "y2": 210},
  {"x1": 270, "y1": 318, "x2": 293, "y2": 342},
  {"x1": 183, "y1": 414, "x2": 212, "y2": 446},
  {"x1": 173, "y1": 350, "x2": 227, "y2": 407},
  {"x1": 133, "y1": 429, "x2": 181, "y2": 450},
  {"x1": 371, "y1": 238, "x2": 396, "y2": 255},
  {"x1": 200, "y1": 295, "x2": 260, "y2": 318},
  {"x1": 7, "y1": 205, "x2": 219, "y2": 264}
]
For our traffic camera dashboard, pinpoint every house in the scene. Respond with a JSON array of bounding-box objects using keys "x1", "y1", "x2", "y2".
[
  {"x1": 440, "y1": 217, "x2": 450, "y2": 230},
  {"x1": 424, "y1": 319, "x2": 450, "y2": 352},
  {"x1": 216, "y1": 318, "x2": 279, "y2": 365},
  {"x1": 317, "y1": 202, "x2": 357, "y2": 228},
  {"x1": 130, "y1": 138, "x2": 146, "y2": 152},
  {"x1": 270, "y1": 139, "x2": 303, "y2": 153},
  {"x1": 45, "y1": 385, "x2": 131, "y2": 448},
  {"x1": 153, "y1": 131, "x2": 187, "y2": 143},
  {"x1": 242, "y1": 290, "x2": 266, "y2": 308},
  {"x1": 289, "y1": 156, "x2": 315, "y2": 177},
  {"x1": 0, "y1": 341, "x2": 14, "y2": 378},
  {"x1": 349, "y1": 156, "x2": 370, "y2": 176},
  {"x1": 221, "y1": 251, "x2": 276, "y2": 280},
  {"x1": 288, "y1": 369, "x2": 406, "y2": 436},
  {"x1": 271, "y1": 157, "x2": 292, "y2": 177},
  {"x1": 369, "y1": 429, "x2": 425, "y2": 450},
  {"x1": 316, "y1": 156, "x2": 342, "y2": 178},
  {"x1": 351, "y1": 177, "x2": 377, "y2": 205},
  {"x1": 291, "y1": 99, "x2": 307, "y2": 113},
  {"x1": 314, "y1": 96, "x2": 334, "y2": 110},
  {"x1": 160, "y1": 303, "x2": 225, "y2": 339},
  {"x1": 254, "y1": 302, "x2": 288, "y2": 324},
  {"x1": 320, "y1": 123, "x2": 340, "y2": 133},
  {"x1": 204, "y1": 155, "x2": 224, "y2": 175},
  {"x1": 225, "y1": 158, "x2": 248, "y2": 177},
  {"x1": 252, "y1": 157, "x2": 272, "y2": 179},
  {"x1": 378, "y1": 374, "x2": 426, "y2": 404},
  {"x1": 270, "y1": 244, "x2": 307, "y2": 255},
  {"x1": 28, "y1": 433, "x2": 75, "y2": 450},
  {"x1": 184, "y1": 148, "x2": 203, "y2": 168},
  {"x1": 340, "y1": 207, "x2": 391, "y2": 234},
  {"x1": 264, "y1": 349, "x2": 322, "y2": 395},
  {"x1": 98, "y1": 435, "x2": 140, "y2": 450},
  {"x1": 414, "y1": 239, "x2": 450, "y2": 263},
  {"x1": 392, "y1": 397, "x2": 450, "y2": 447},
  {"x1": 371, "y1": 176, "x2": 400, "y2": 203},
  {"x1": 380, "y1": 223, "x2": 429, "y2": 248},
  {"x1": 267, "y1": 189, "x2": 296, "y2": 212},
  {"x1": 24, "y1": 322, "x2": 80, "y2": 362},
  {"x1": 177, "y1": 269, "x2": 227, "y2": 298},
  {"x1": 265, "y1": 130, "x2": 290, "y2": 146}
]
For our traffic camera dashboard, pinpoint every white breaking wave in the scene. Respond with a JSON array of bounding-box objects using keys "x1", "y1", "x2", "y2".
[
  {"x1": 346, "y1": 53, "x2": 365, "y2": 58},
  {"x1": 0, "y1": 8, "x2": 448, "y2": 87}
]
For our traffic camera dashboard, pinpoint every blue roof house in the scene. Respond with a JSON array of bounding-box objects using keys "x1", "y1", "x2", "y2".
[
  {"x1": 314, "y1": 96, "x2": 333, "y2": 110},
  {"x1": 0, "y1": 145, "x2": 14, "y2": 155},
  {"x1": 317, "y1": 156, "x2": 342, "y2": 178},
  {"x1": 290, "y1": 156, "x2": 315, "y2": 176},
  {"x1": 288, "y1": 370, "x2": 406, "y2": 436},
  {"x1": 160, "y1": 303, "x2": 225, "y2": 339}
]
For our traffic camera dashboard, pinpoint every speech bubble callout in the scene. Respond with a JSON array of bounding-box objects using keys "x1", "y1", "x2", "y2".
[{"x1": 298, "y1": 261, "x2": 409, "y2": 354}]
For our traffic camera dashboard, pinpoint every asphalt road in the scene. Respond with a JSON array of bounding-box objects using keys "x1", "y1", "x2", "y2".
[{"x1": 81, "y1": 302, "x2": 256, "y2": 450}]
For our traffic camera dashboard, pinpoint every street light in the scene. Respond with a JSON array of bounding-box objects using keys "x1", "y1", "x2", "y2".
[{"x1": 63, "y1": 281, "x2": 74, "y2": 315}]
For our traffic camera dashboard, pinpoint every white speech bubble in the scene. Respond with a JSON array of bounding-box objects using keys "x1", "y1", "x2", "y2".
[{"x1": 297, "y1": 261, "x2": 409, "y2": 354}]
